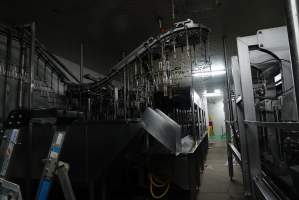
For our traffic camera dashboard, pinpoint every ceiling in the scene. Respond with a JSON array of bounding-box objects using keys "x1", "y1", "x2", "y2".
[{"x1": 0, "y1": 0, "x2": 286, "y2": 92}]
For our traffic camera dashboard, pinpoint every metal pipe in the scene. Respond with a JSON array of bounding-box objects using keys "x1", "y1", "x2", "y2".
[
  {"x1": 80, "y1": 43, "x2": 84, "y2": 84},
  {"x1": 57, "y1": 77, "x2": 60, "y2": 95},
  {"x1": 51, "y1": 71, "x2": 53, "y2": 89},
  {"x1": 26, "y1": 121, "x2": 33, "y2": 200},
  {"x1": 2, "y1": 30, "x2": 11, "y2": 119},
  {"x1": 223, "y1": 36, "x2": 233, "y2": 122},
  {"x1": 36, "y1": 56, "x2": 39, "y2": 77},
  {"x1": 80, "y1": 43, "x2": 83, "y2": 112},
  {"x1": 223, "y1": 36, "x2": 234, "y2": 179},
  {"x1": 123, "y1": 52, "x2": 127, "y2": 120},
  {"x1": 28, "y1": 22, "x2": 36, "y2": 110},
  {"x1": 171, "y1": 0, "x2": 175, "y2": 24},
  {"x1": 285, "y1": 0, "x2": 299, "y2": 119},
  {"x1": 87, "y1": 97, "x2": 91, "y2": 119},
  {"x1": 44, "y1": 62, "x2": 47, "y2": 81},
  {"x1": 17, "y1": 34, "x2": 25, "y2": 108},
  {"x1": 123, "y1": 68, "x2": 127, "y2": 120}
]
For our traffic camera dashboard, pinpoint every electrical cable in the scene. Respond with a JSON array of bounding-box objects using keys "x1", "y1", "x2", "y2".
[
  {"x1": 251, "y1": 58, "x2": 291, "y2": 65},
  {"x1": 250, "y1": 46, "x2": 283, "y2": 73},
  {"x1": 148, "y1": 174, "x2": 170, "y2": 199},
  {"x1": 149, "y1": 175, "x2": 166, "y2": 188},
  {"x1": 250, "y1": 45, "x2": 281, "y2": 61},
  {"x1": 250, "y1": 46, "x2": 296, "y2": 97}
]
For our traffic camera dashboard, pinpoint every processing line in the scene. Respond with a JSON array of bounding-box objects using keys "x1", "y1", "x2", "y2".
[{"x1": 0, "y1": 18, "x2": 211, "y2": 200}]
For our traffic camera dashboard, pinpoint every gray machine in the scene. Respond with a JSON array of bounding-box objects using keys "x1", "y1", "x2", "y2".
[{"x1": 225, "y1": 2, "x2": 299, "y2": 199}]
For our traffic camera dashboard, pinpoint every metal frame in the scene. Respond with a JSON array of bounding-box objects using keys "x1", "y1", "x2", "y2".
[
  {"x1": 231, "y1": 26, "x2": 299, "y2": 199},
  {"x1": 0, "y1": 178, "x2": 23, "y2": 200},
  {"x1": 236, "y1": 34, "x2": 262, "y2": 192},
  {"x1": 230, "y1": 55, "x2": 251, "y2": 196},
  {"x1": 28, "y1": 22, "x2": 36, "y2": 110}
]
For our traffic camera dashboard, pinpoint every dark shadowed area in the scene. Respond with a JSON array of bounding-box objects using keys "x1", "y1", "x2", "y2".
[{"x1": 0, "y1": 0, "x2": 286, "y2": 74}]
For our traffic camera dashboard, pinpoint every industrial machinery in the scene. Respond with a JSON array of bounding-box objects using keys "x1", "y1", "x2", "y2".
[
  {"x1": 0, "y1": 19, "x2": 210, "y2": 200},
  {"x1": 0, "y1": 110, "x2": 27, "y2": 200},
  {"x1": 225, "y1": 3, "x2": 299, "y2": 199},
  {"x1": 67, "y1": 19, "x2": 210, "y2": 121}
]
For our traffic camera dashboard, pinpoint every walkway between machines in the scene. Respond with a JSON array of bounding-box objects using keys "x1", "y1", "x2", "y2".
[{"x1": 197, "y1": 140, "x2": 244, "y2": 200}]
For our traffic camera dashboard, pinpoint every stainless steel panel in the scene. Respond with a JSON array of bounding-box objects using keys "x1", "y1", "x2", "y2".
[
  {"x1": 143, "y1": 107, "x2": 181, "y2": 154},
  {"x1": 237, "y1": 37, "x2": 261, "y2": 178},
  {"x1": 155, "y1": 109, "x2": 182, "y2": 154},
  {"x1": 231, "y1": 55, "x2": 251, "y2": 195}
]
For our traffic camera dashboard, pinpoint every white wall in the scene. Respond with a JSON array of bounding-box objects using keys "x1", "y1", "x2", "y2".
[{"x1": 207, "y1": 96, "x2": 225, "y2": 135}]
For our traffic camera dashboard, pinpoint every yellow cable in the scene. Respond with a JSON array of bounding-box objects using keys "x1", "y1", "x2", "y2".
[
  {"x1": 150, "y1": 181, "x2": 170, "y2": 199},
  {"x1": 152, "y1": 176, "x2": 165, "y2": 184},
  {"x1": 149, "y1": 175, "x2": 165, "y2": 188},
  {"x1": 149, "y1": 175, "x2": 170, "y2": 199}
]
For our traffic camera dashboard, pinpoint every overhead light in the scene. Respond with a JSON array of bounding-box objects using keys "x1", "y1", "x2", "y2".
[
  {"x1": 203, "y1": 89, "x2": 223, "y2": 97},
  {"x1": 211, "y1": 63, "x2": 225, "y2": 71},
  {"x1": 192, "y1": 70, "x2": 226, "y2": 77},
  {"x1": 203, "y1": 93, "x2": 223, "y2": 97},
  {"x1": 214, "y1": 89, "x2": 222, "y2": 93}
]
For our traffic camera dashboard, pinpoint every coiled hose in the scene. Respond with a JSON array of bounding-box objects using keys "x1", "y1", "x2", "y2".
[{"x1": 148, "y1": 174, "x2": 170, "y2": 199}]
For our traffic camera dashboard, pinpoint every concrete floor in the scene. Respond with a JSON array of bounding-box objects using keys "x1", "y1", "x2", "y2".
[{"x1": 197, "y1": 141, "x2": 244, "y2": 200}]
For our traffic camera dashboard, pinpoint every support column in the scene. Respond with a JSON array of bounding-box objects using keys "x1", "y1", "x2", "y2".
[
  {"x1": 285, "y1": 0, "x2": 299, "y2": 119},
  {"x1": 28, "y1": 22, "x2": 36, "y2": 110}
]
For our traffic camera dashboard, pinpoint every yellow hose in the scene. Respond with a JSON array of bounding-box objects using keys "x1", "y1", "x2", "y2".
[
  {"x1": 149, "y1": 175, "x2": 165, "y2": 188},
  {"x1": 149, "y1": 176, "x2": 166, "y2": 188},
  {"x1": 152, "y1": 176, "x2": 165, "y2": 184},
  {"x1": 148, "y1": 175, "x2": 170, "y2": 199}
]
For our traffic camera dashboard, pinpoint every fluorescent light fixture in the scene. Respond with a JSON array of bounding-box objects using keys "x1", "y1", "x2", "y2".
[
  {"x1": 214, "y1": 89, "x2": 222, "y2": 93},
  {"x1": 203, "y1": 93, "x2": 223, "y2": 97},
  {"x1": 211, "y1": 63, "x2": 225, "y2": 71},
  {"x1": 193, "y1": 70, "x2": 226, "y2": 77},
  {"x1": 203, "y1": 89, "x2": 223, "y2": 97}
]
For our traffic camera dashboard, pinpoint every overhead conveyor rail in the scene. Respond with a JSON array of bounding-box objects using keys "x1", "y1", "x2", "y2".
[
  {"x1": 93, "y1": 20, "x2": 210, "y2": 88},
  {"x1": 0, "y1": 23, "x2": 78, "y2": 83},
  {"x1": 69, "y1": 19, "x2": 211, "y2": 93},
  {"x1": 0, "y1": 22, "x2": 79, "y2": 122},
  {"x1": 0, "y1": 18, "x2": 210, "y2": 200}
]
